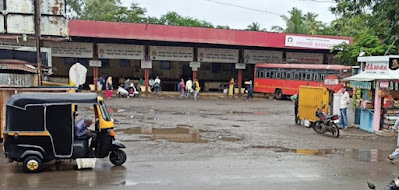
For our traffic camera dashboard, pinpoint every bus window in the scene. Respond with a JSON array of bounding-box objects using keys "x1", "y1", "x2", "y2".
[
  {"x1": 294, "y1": 73, "x2": 299, "y2": 80},
  {"x1": 300, "y1": 73, "x2": 306, "y2": 80},
  {"x1": 276, "y1": 72, "x2": 281, "y2": 79},
  {"x1": 270, "y1": 71, "x2": 275, "y2": 78},
  {"x1": 313, "y1": 73, "x2": 319, "y2": 81},
  {"x1": 305, "y1": 73, "x2": 312, "y2": 80},
  {"x1": 260, "y1": 71, "x2": 264, "y2": 78},
  {"x1": 320, "y1": 74, "x2": 325, "y2": 81},
  {"x1": 281, "y1": 72, "x2": 286, "y2": 79},
  {"x1": 286, "y1": 72, "x2": 292, "y2": 80},
  {"x1": 266, "y1": 72, "x2": 270, "y2": 78}
]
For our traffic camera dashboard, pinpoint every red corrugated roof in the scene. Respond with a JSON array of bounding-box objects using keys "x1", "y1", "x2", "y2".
[
  {"x1": 68, "y1": 20, "x2": 352, "y2": 49},
  {"x1": 0, "y1": 60, "x2": 38, "y2": 73},
  {"x1": 256, "y1": 63, "x2": 351, "y2": 70}
]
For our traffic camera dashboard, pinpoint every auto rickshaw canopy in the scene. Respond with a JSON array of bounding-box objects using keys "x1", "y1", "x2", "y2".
[{"x1": 7, "y1": 93, "x2": 98, "y2": 109}]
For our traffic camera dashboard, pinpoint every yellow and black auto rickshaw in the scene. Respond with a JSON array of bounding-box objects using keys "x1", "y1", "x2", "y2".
[{"x1": 3, "y1": 93, "x2": 127, "y2": 173}]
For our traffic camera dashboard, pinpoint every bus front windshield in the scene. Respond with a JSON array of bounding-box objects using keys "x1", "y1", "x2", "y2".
[{"x1": 99, "y1": 101, "x2": 111, "y2": 121}]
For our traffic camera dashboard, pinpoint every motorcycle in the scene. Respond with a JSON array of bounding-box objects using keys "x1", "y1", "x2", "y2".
[
  {"x1": 367, "y1": 178, "x2": 399, "y2": 190},
  {"x1": 117, "y1": 84, "x2": 139, "y2": 98},
  {"x1": 312, "y1": 107, "x2": 340, "y2": 138}
]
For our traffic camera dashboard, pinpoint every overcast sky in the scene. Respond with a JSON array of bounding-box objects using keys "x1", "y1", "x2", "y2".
[{"x1": 121, "y1": 0, "x2": 337, "y2": 30}]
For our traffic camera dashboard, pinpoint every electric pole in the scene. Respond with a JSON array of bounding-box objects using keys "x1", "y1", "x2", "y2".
[{"x1": 34, "y1": 0, "x2": 42, "y2": 85}]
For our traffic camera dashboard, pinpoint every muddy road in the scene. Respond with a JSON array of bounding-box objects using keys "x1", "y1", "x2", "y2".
[{"x1": 1, "y1": 96, "x2": 398, "y2": 189}]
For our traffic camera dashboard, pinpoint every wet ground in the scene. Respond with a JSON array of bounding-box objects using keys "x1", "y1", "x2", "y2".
[{"x1": 1, "y1": 96, "x2": 399, "y2": 189}]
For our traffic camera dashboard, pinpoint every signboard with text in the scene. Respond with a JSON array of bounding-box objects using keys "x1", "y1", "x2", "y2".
[
  {"x1": 141, "y1": 59, "x2": 152, "y2": 69},
  {"x1": 363, "y1": 62, "x2": 388, "y2": 74},
  {"x1": 150, "y1": 46, "x2": 193, "y2": 61},
  {"x1": 197, "y1": 48, "x2": 238, "y2": 63},
  {"x1": 43, "y1": 42, "x2": 93, "y2": 58},
  {"x1": 285, "y1": 35, "x2": 349, "y2": 50},
  {"x1": 190, "y1": 61, "x2": 200, "y2": 68},
  {"x1": 243, "y1": 50, "x2": 283, "y2": 64},
  {"x1": 286, "y1": 52, "x2": 324, "y2": 64},
  {"x1": 98, "y1": 43, "x2": 144, "y2": 60},
  {"x1": 89, "y1": 60, "x2": 101, "y2": 67},
  {"x1": 235, "y1": 63, "x2": 246, "y2": 69}
]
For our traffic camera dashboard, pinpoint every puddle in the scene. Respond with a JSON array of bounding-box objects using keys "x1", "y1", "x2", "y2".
[
  {"x1": 227, "y1": 111, "x2": 268, "y2": 115},
  {"x1": 118, "y1": 127, "x2": 239, "y2": 143},
  {"x1": 220, "y1": 137, "x2": 241, "y2": 142},
  {"x1": 251, "y1": 146, "x2": 382, "y2": 162}
]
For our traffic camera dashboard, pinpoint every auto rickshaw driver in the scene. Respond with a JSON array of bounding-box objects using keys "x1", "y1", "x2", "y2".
[{"x1": 74, "y1": 119, "x2": 97, "y2": 154}]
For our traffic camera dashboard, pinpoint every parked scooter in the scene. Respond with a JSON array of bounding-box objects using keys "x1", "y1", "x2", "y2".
[
  {"x1": 367, "y1": 178, "x2": 399, "y2": 190},
  {"x1": 312, "y1": 107, "x2": 340, "y2": 138},
  {"x1": 117, "y1": 83, "x2": 139, "y2": 98}
]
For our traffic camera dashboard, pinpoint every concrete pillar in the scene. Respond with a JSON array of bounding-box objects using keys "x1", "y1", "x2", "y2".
[
  {"x1": 373, "y1": 82, "x2": 381, "y2": 132},
  {"x1": 238, "y1": 69, "x2": 242, "y2": 94},
  {"x1": 145, "y1": 68, "x2": 149, "y2": 92},
  {"x1": 193, "y1": 71, "x2": 197, "y2": 81}
]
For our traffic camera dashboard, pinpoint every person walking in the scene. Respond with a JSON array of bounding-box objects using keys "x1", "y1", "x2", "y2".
[
  {"x1": 154, "y1": 76, "x2": 161, "y2": 96},
  {"x1": 178, "y1": 79, "x2": 185, "y2": 100},
  {"x1": 229, "y1": 78, "x2": 234, "y2": 96},
  {"x1": 105, "y1": 76, "x2": 113, "y2": 99},
  {"x1": 193, "y1": 79, "x2": 200, "y2": 100},
  {"x1": 339, "y1": 86, "x2": 350, "y2": 130},
  {"x1": 247, "y1": 80, "x2": 253, "y2": 100},
  {"x1": 186, "y1": 78, "x2": 193, "y2": 99},
  {"x1": 388, "y1": 118, "x2": 399, "y2": 164},
  {"x1": 290, "y1": 94, "x2": 300, "y2": 125}
]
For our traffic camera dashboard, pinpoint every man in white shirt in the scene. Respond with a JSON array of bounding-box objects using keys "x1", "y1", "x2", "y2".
[
  {"x1": 339, "y1": 87, "x2": 350, "y2": 131},
  {"x1": 186, "y1": 78, "x2": 193, "y2": 99},
  {"x1": 154, "y1": 76, "x2": 161, "y2": 95}
]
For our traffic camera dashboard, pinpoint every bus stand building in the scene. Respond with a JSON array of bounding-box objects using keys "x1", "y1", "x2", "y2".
[{"x1": 0, "y1": 19, "x2": 352, "y2": 93}]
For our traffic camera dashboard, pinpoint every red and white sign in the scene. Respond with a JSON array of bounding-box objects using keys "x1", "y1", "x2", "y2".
[
  {"x1": 380, "y1": 82, "x2": 389, "y2": 88},
  {"x1": 364, "y1": 63, "x2": 388, "y2": 74},
  {"x1": 286, "y1": 52, "x2": 324, "y2": 64},
  {"x1": 285, "y1": 35, "x2": 349, "y2": 50}
]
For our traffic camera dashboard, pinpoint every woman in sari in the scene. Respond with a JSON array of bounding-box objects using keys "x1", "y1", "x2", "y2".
[{"x1": 105, "y1": 76, "x2": 113, "y2": 99}]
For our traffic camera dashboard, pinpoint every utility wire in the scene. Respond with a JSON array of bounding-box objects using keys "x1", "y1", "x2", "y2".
[{"x1": 200, "y1": 0, "x2": 281, "y2": 17}]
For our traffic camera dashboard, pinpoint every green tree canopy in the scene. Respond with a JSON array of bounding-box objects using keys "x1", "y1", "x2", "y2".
[
  {"x1": 157, "y1": 11, "x2": 214, "y2": 28},
  {"x1": 246, "y1": 22, "x2": 266, "y2": 31}
]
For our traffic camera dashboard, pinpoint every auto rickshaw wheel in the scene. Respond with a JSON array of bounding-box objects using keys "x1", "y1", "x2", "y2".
[
  {"x1": 109, "y1": 150, "x2": 127, "y2": 166},
  {"x1": 23, "y1": 156, "x2": 43, "y2": 173}
]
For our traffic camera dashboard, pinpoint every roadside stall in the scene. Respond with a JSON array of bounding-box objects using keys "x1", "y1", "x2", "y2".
[{"x1": 344, "y1": 55, "x2": 399, "y2": 133}]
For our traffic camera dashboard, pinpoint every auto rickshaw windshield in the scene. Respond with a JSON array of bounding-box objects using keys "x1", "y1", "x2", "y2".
[{"x1": 99, "y1": 101, "x2": 111, "y2": 121}]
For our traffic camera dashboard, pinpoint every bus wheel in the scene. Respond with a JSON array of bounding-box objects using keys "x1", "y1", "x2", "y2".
[{"x1": 274, "y1": 89, "x2": 283, "y2": 100}]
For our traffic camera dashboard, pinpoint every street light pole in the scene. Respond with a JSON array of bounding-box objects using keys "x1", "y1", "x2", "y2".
[{"x1": 34, "y1": 0, "x2": 42, "y2": 86}]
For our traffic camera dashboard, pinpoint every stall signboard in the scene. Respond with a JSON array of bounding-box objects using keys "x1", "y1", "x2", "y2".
[
  {"x1": 380, "y1": 82, "x2": 389, "y2": 88},
  {"x1": 243, "y1": 50, "x2": 283, "y2": 64},
  {"x1": 43, "y1": 42, "x2": 93, "y2": 58},
  {"x1": 350, "y1": 81, "x2": 372, "y2": 90},
  {"x1": 141, "y1": 59, "x2": 152, "y2": 69},
  {"x1": 98, "y1": 44, "x2": 144, "y2": 60},
  {"x1": 286, "y1": 52, "x2": 324, "y2": 64},
  {"x1": 235, "y1": 63, "x2": 246, "y2": 69},
  {"x1": 285, "y1": 35, "x2": 349, "y2": 50},
  {"x1": 198, "y1": 48, "x2": 238, "y2": 63},
  {"x1": 363, "y1": 62, "x2": 388, "y2": 75},
  {"x1": 150, "y1": 46, "x2": 193, "y2": 61},
  {"x1": 190, "y1": 61, "x2": 200, "y2": 68}
]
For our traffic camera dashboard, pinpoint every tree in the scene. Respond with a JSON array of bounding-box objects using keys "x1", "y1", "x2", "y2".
[
  {"x1": 331, "y1": 33, "x2": 396, "y2": 65},
  {"x1": 216, "y1": 25, "x2": 230, "y2": 29},
  {"x1": 246, "y1": 22, "x2": 266, "y2": 31},
  {"x1": 157, "y1": 12, "x2": 214, "y2": 28},
  {"x1": 79, "y1": 0, "x2": 147, "y2": 23},
  {"x1": 271, "y1": 7, "x2": 322, "y2": 34},
  {"x1": 66, "y1": 0, "x2": 85, "y2": 19}
]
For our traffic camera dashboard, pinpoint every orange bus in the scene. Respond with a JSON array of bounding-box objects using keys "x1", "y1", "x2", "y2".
[{"x1": 254, "y1": 63, "x2": 351, "y2": 99}]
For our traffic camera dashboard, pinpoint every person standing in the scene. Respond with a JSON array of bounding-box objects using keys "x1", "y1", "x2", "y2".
[
  {"x1": 186, "y1": 78, "x2": 193, "y2": 99},
  {"x1": 178, "y1": 79, "x2": 185, "y2": 100},
  {"x1": 154, "y1": 76, "x2": 161, "y2": 95},
  {"x1": 339, "y1": 87, "x2": 350, "y2": 130},
  {"x1": 290, "y1": 94, "x2": 300, "y2": 125},
  {"x1": 229, "y1": 78, "x2": 234, "y2": 96},
  {"x1": 247, "y1": 80, "x2": 253, "y2": 100},
  {"x1": 388, "y1": 118, "x2": 399, "y2": 164},
  {"x1": 138, "y1": 78, "x2": 144, "y2": 92},
  {"x1": 193, "y1": 79, "x2": 200, "y2": 100},
  {"x1": 118, "y1": 75, "x2": 126, "y2": 86},
  {"x1": 105, "y1": 76, "x2": 113, "y2": 99}
]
